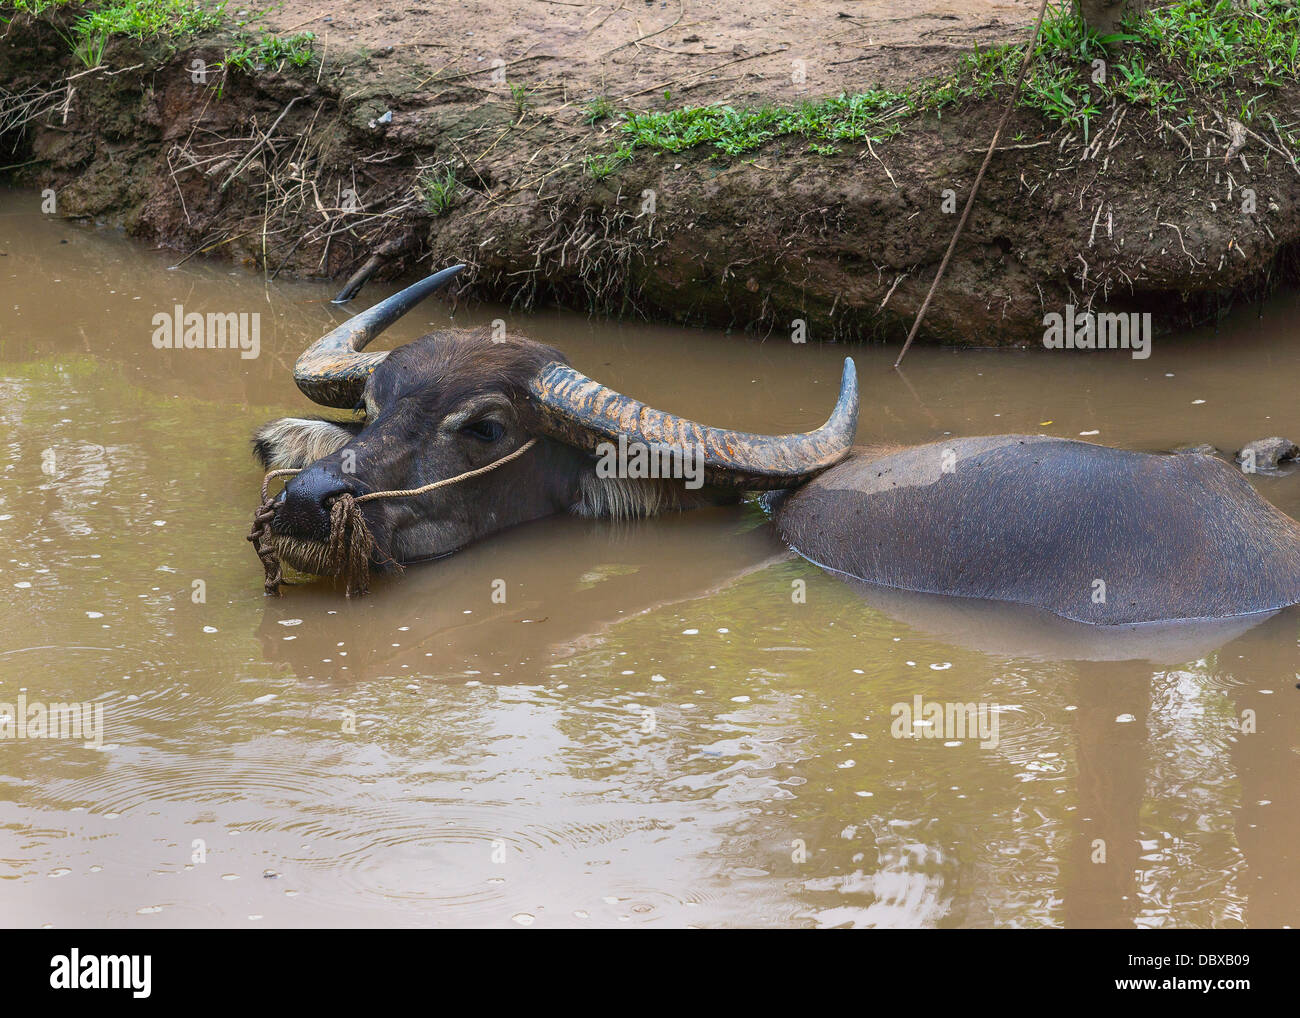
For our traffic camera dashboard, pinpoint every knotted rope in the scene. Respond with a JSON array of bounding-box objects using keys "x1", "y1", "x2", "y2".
[
  {"x1": 248, "y1": 468, "x2": 300, "y2": 597},
  {"x1": 247, "y1": 437, "x2": 538, "y2": 598}
]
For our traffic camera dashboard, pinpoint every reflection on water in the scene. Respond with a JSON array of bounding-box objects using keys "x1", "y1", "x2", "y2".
[{"x1": 0, "y1": 188, "x2": 1297, "y2": 927}]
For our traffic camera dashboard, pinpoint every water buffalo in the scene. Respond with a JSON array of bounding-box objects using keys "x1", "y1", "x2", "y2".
[{"x1": 253, "y1": 267, "x2": 1300, "y2": 625}]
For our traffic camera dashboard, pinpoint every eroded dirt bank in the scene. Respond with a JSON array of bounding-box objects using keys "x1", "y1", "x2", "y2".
[{"x1": 3, "y1": 0, "x2": 1299, "y2": 346}]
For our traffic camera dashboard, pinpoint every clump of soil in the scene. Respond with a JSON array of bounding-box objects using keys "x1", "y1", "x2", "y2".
[{"x1": 2, "y1": 0, "x2": 1298, "y2": 347}]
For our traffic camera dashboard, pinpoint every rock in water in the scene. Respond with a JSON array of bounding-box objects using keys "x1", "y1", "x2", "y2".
[{"x1": 1236, "y1": 437, "x2": 1299, "y2": 472}]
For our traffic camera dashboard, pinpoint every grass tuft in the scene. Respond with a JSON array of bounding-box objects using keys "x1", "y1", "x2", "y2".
[
  {"x1": 417, "y1": 167, "x2": 459, "y2": 216},
  {"x1": 223, "y1": 30, "x2": 315, "y2": 73},
  {"x1": 583, "y1": 95, "x2": 616, "y2": 125}
]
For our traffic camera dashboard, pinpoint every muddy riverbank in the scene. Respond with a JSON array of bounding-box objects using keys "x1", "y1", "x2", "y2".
[{"x1": 2, "y1": 1, "x2": 1299, "y2": 345}]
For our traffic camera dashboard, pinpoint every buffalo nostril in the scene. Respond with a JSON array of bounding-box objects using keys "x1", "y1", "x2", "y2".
[{"x1": 273, "y1": 468, "x2": 356, "y2": 542}]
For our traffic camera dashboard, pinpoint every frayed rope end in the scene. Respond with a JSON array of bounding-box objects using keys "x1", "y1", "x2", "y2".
[{"x1": 327, "y1": 494, "x2": 377, "y2": 598}]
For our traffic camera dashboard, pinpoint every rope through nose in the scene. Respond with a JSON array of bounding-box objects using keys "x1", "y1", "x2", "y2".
[
  {"x1": 352, "y1": 437, "x2": 539, "y2": 501},
  {"x1": 327, "y1": 494, "x2": 377, "y2": 598},
  {"x1": 247, "y1": 437, "x2": 540, "y2": 597}
]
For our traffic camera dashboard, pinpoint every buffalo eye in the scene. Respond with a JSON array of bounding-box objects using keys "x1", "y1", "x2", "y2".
[{"x1": 461, "y1": 419, "x2": 505, "y2": 443}]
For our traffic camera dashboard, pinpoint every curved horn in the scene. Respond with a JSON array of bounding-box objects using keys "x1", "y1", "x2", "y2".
[
  {"x1": 527, "y1": 357, "x2": 858, "y2": 489},
  {"x1": 294, "y1": 264, "x2": 466, "y2": 407}
]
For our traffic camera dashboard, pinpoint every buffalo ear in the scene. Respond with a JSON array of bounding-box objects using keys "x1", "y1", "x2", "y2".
[{"x1": 252, "y1": 416, "x2": 364, "y2": 470}]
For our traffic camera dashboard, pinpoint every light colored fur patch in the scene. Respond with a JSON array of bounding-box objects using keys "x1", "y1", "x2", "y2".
[
  {"x1": 255, "y1": 417, "x2": 356, "y2": 469},
  {"x1": 574, "y1": 472, "x2": 690, "y2": 521},
  {"x1": 271, "y1": 534, "x2": 336, "y2": 576}
]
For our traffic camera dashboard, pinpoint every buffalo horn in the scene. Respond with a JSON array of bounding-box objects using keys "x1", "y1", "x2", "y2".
[
  {"x1": 294, "y1": 264, "x2": 465, "y2": 408},
  {"x1": 526, "y1": 357, "x2": 858, "y2": 488}
]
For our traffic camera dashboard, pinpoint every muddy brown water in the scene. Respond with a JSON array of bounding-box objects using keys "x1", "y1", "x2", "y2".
[{"x1": 1, "y1": 189, "x2": 1297, "y2": 928}]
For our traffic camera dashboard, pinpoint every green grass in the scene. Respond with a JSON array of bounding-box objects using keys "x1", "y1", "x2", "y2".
[
  {"x1": 583, "y1": 144, "x2": 634, "y2": 180},
  {"x1": 583, "y1": 95, "x2": 616, "y2": 125},
  {"x1": 417, "y1": 167, "x2": 459, "y2": 216},
  {"x1": 1139, "y1": 0, "x2": 1300, "y2": 89},
  {"x1": 2, "y1": 0, "x2": 226, "y2": 38},
  {"x1": 223, "y1": 30, "x2": 315, "y2": 73},
  {"x1": 3, "y1": 2, "x2": 317, "y2": 76},
  {"x1": 1, "y1": 0, "x2": 71, "y2": 18},
  {"x1": 76, "y1": 0, "x2": 223, "y2": 39},
  {"x1": 620, "y1": 87, "x2": 930, "y2": 157},
  {"x1": 509, "y1": 81, "x2": 531, "y2": 118},
  {"x1": 595, "y1": 0, "x2": 1300, "y2": 168},
  {"x1": 2, "y1": 0, "x2": 226, "y2": 64},
  {"x1": 62, "y1": 23, "x2": 105, "y2": 67}
]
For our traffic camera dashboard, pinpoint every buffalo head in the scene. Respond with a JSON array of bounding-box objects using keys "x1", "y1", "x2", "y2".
[{"x1": 253, "y1": 266, "x2": 858, "y2": 582}]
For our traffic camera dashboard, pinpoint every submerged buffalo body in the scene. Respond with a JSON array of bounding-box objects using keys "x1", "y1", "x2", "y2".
[
  {"x1": 774, "y1": 435, "x2": 1300, "y2": 625},
  {"x1": 253, "y1": 268, "x2": 1300, "y2": 626}
]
